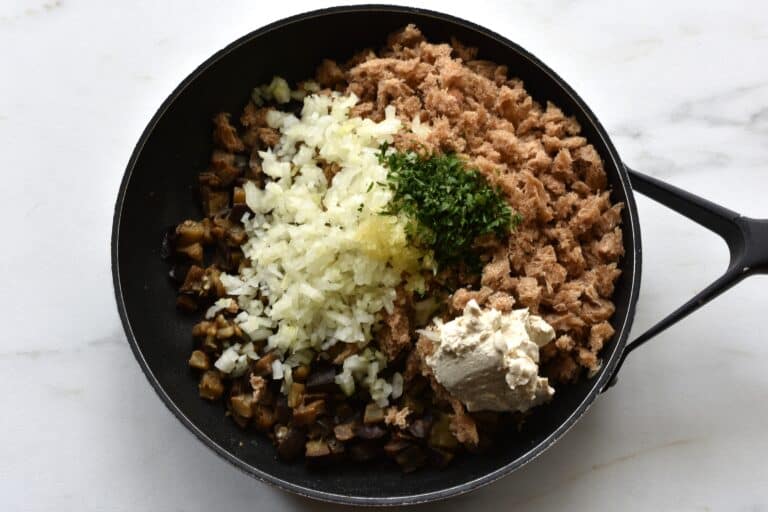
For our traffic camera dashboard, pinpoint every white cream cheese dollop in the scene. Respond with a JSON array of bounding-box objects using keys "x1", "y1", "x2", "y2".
[{"x1": 424, "y1": 299, "x2": 556, "y2": 413}]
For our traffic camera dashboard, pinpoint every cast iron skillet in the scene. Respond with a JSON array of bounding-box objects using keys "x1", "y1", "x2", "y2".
[{"x1": 111, "y1": 5, "x2": 768, "y2": 506}]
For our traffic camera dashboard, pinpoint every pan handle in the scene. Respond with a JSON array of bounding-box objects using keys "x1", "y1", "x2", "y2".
[{"x1": 604, "y1": 167, "x2": 768, "y2": 390}]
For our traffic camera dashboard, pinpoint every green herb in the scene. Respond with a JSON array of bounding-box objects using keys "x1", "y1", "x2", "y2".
[{"x1": 377, "y1": 143, "x2": 522, "y2": 269}]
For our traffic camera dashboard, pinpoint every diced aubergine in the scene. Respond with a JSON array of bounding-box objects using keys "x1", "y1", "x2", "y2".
[
  {"x1": 188, "y1": 350, "x2": 210, "y2": 370},
  {"x1": 229, "y1": 394, "x2": 254, "y2": 419},
  {"x1": 363, "y1": 403, "x2": 385, "y2": 424},
  {"x1": 198, "y1": 371, "x2": 224, "y2": 401},
  {"x1": 287, "y1": 382, "x2": 305, "y2": 409},
  {"x1": 348, "y1": 440, "x2": 382, "y2": 462},
  {"x1": 252, "y1": 405, "x2": 277, "y2": 432},
  {"x1": 176, "y1": 220, "x2": 208, "y2": 245},
  {"x1": 333, "y1": 422, "x2": 356, "y2": 442},
  {"x1": 292, "y1": 400, "x2": 325, "y2": 427},
  {"x1": 276, "y1": 426, "x2": 306, "y2": 462},
  {"x1": 355, "y1": 423, "x2": 387, "y2": 440},
  {"x1": 395, "y1": 446, "x2": 428, "y2": 473},
  {"x1": 305, "y1": 439, "x2": 331, "y2": 458},
  {"x1": 305, "y1": 364, "x2": 337, "y2": 392}
]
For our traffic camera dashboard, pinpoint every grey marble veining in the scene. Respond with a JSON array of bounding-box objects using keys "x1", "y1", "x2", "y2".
[{"x1": 1, "y1": 1, "x2": 767, "y2": 510}]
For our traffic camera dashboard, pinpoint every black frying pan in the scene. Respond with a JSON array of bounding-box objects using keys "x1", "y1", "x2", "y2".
[{"x1": 111, "y1": 5, "x2": 768, "y2": 506}]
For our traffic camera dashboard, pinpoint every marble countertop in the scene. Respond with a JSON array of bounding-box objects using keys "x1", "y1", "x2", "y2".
[{"x1": 2, "y1": 1, "x2": 767, "y2": 510}]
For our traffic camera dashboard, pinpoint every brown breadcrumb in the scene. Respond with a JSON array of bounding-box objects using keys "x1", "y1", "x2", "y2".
[
  {"x1": 449, "y1": 398, "x2": 479, "y2": 447},
  {"x1": 486, "y1": 291, "x2": 516, "y2": 313},
  {"x1": 337, "y1": 24, "x2": 624, "y2": 380},
  {"x1": 250, "y1": 375, "x2": 267, "y2": 403},
  {"x1": 377, "y1": 286, "x2": 412, "y2": 360},
  {"x1": 384, "y1": 406, "x2": 412, "y2": 429},
  {"x1": 449, "y1": 286, "x2": 494, "y2": 312}
]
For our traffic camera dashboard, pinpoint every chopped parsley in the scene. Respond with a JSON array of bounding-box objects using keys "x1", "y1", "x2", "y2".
[{"x1": 378, "y1": 143, "x2": 522, "y2": 269}]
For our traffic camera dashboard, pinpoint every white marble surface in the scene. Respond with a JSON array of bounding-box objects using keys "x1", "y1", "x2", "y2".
[{"x1": 2, "y1": 0, "x2": 767, "y2": 510}]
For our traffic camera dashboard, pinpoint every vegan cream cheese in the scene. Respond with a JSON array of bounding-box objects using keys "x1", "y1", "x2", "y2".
[{"x1": 424, "y1": 299, "x2": 556, "y2": 412}]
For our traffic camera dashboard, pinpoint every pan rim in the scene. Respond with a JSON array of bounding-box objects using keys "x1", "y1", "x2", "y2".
[{"x1": 111, "y1": 4, "x2": 642, "y2": 506}]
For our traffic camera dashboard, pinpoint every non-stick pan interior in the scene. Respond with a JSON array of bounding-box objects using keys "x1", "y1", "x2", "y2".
[{"x1": 114, "y1": 6, "x2": 639, "y2": 504}]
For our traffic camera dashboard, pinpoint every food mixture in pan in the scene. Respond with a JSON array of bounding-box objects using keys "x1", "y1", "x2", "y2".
[{"x1": 163, "y1": 25, "x2": 624, "y2": 471}]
